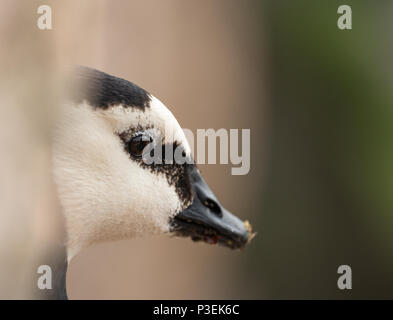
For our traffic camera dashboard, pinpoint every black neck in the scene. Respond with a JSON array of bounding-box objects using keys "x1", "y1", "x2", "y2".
[
  {"x1": 51, "y1": 244, "x2": 69, "y2": 300},
  {"x1": 34, "y1": 242, "x2": 69, "y2": 300}
]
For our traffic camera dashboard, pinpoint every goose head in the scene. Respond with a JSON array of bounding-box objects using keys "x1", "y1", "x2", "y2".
[{"x1": 52, "y1": 66, "x2": 252, "y2": 262}]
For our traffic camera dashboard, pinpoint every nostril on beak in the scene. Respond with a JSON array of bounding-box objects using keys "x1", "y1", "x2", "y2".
[{"x1": 203, "y1": 198, "x2": 222, "y2": 217}]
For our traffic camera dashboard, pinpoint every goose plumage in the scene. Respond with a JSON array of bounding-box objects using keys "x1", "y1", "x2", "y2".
[{"x1": 49, "y1": 66, "x2": 251, "y2": 299}]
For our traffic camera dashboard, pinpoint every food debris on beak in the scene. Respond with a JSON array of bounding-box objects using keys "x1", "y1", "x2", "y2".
[
  {"x1": 206, "y1": 235, "x2": 220, "y2": 245},
  {"x1": 244, "y1": 220, "x2": 256, "y2": 244}
]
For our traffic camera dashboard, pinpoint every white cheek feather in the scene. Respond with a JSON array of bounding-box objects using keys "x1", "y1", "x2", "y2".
[{"x1": 52, "y1": 101, "x2": 183, "y2": 260}]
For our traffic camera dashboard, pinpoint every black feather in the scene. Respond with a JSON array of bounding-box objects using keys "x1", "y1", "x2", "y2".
[{"x1": 70, "y1": 66, "x2": 151, "y2": 110}]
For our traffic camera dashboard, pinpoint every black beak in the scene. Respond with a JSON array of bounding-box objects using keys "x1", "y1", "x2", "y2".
[{"x1": 171, "y1": 165, "x2": 253, "y2": 249}]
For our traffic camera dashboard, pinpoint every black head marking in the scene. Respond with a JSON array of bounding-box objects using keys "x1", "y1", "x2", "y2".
[
  {"x1": 70, "y1": 66, "x2": 151, "y2": 110},
  {"x1": 143, "y1": 142, "x2": 194, "y2": 207},
  {"x1": 119, "y1": 130, "x2": 193, "y2": 206}
]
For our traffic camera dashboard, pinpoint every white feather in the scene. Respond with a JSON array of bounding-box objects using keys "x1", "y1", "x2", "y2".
[{"x1": 52, "y1": 97, "x2": 190, "y2": 261}]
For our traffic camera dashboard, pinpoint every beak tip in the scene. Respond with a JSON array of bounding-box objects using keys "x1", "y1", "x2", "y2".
[{"x1": 242, "y1": 220, "x2": 256, "y2": 245}]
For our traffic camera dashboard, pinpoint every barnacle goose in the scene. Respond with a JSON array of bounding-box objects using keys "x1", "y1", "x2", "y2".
[{"x1": 48, "y1": 66, "x2": 252, "y2": 299}]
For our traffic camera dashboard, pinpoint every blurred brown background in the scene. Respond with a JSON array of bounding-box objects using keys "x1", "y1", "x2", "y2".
[{"x1": 0, "y1": 0, "x2": 392, "y2": 299}]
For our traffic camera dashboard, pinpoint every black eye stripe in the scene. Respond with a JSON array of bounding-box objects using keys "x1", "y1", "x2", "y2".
[
  {"x1": 118, "y1": 130, "x2": 193, "y2": 206},
  {"x1": 137, "y1": 142, "x2": 194, "y2": 206}
]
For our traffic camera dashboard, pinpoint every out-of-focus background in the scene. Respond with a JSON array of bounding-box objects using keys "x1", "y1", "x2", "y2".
[{"x1": 0, "y1": 0, "x2": 392, "y2": 299}]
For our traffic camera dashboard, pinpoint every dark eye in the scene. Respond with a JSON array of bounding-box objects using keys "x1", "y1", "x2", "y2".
[{"x1": 127, "y1": 134, "x2": 152, "y2": 158}]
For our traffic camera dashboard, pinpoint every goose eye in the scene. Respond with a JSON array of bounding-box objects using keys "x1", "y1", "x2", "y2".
[{"x1": 127, "y1": 134, "x2": 152, "y2": 158}]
